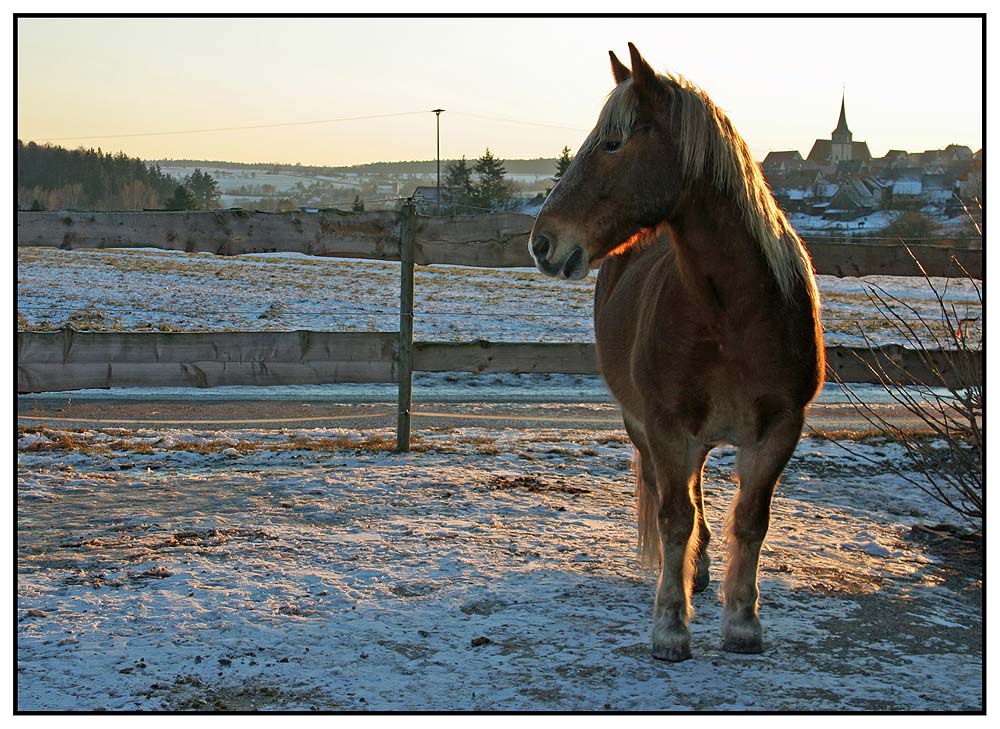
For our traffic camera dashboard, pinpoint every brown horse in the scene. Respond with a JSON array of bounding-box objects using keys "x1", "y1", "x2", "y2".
[{"x1": 529, "y1": 44, "x2": 824, "y2": 661}]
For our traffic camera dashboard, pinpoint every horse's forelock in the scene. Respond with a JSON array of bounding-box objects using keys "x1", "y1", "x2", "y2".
[{"x1": 582, "y1": 81, "x2": 641, "y2": 156}]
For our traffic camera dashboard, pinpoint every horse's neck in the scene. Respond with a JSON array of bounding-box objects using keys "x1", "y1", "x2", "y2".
[{"x1": 667, "y1": 191, "x2": 770, "y2": 298}]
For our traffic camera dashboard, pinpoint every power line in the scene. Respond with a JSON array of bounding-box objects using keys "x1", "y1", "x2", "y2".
[
  {"x1": 31, "y1": 111, "x2": 431, "y2": 142},
  {"x1": 27, "y1": 108, "x2": 589, "y2": 145}
]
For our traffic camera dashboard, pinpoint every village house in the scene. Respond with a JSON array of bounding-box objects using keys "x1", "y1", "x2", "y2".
[
  {"x1": 824, "y1": 177, "x2": 891, "y2": 221},
  {"x1": 762, "y1": 150, "x2": 807, "y2": 175}
]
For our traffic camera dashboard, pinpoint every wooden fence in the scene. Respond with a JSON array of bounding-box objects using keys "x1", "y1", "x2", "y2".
[
  {"x1": 17, "y1": 331, "x2": 980, "y2": 392},
  {"x1": 17, "y1": 208, "x2": 983, "y2": 450},
  {"x1": 17, "y1": 208, "x2": 983, "y2": 275}
]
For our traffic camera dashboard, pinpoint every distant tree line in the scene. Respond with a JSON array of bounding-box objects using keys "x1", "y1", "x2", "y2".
[
  {"x1": 150, "y1": 156, "x2": 564, "y2": 178},
  {"x1": 17, "y1": 140, "x2": 577, "y2": 214},
  {"x1": 17, "y1": 140, "x2": 222, "y2": 211},
  {"x1": 17, "y1": 140, "x2": 179, "y2": 210}
]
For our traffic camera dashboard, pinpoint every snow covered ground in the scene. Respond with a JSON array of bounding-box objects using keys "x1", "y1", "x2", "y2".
[
  {"x1": 16, "y1": 425, "x2": 982, "y2": 711},
  {"x1": 16, "y1": 247, "x2": 981, "y2": 350},
  {"x1": 787, "y1": 210, "x2": 972, "y2": 236},
  {"x1": 16, "y1": 435, "x2": 983, "y2": 715}
]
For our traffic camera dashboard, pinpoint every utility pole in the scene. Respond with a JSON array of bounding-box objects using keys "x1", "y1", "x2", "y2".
[{"x1": 432, "y1": 109, "x2": 445, "y2": 215}]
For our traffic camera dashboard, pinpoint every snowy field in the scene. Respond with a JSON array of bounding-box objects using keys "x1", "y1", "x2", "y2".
[
  {"x1": 158, "y1": 166, "x2": 368, "y2": 211},
  {"x1": 156, "y1": 166, "x2": 554, "y2": 211},
  {"x1": 16, "y1": 247, "x2": 982, "y2": 350},
  {"x1": 16, "y1": 425, "x2": 983, "y2": 711},
  {"x1": 788, "y1": 210, "x2": 972, "y2": 236}
]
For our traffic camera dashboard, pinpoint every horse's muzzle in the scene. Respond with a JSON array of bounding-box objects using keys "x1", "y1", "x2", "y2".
[{"x1": 528, "y1": 230, "x2": 589, "y2": 280}]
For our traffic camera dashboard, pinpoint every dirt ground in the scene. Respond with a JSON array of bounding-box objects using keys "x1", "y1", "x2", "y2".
[{"x1": 17, "y1": 397, "x2": 931, "y2": 433}]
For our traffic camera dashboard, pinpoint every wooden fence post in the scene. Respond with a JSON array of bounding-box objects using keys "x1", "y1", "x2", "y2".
[{"x1": 396, "y1": 202, "x2": 417, "y2": 452}]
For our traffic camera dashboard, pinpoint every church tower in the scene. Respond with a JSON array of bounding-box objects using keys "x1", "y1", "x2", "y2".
[
  {"x1": 830, "y1": 94, "x2": 853, "y2": 164},
  {"x1": 806, "y1": 92, "x2": 871, "y2": 166}
]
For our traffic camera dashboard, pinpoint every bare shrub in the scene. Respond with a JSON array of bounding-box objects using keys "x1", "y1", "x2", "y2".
[{"x1": 828, "y1": 246, "x2": 982, "y2": 533}]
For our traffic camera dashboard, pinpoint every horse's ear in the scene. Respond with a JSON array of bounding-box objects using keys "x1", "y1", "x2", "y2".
[
  {"x1": 627, "y1": 42, "x2": 658, "y2": 91},
  {"x1": 609, "y1": 50, "x2": 631, "y2": 84}
]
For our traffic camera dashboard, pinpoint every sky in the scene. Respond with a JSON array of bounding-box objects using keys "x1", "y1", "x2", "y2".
[{"x1": 16, "y1": 14, "x2": 984, "y2": 167}]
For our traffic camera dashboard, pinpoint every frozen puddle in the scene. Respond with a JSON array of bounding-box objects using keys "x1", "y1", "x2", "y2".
[{"x1": 17, "y1": 426, "x2": 982, "y2": 711}]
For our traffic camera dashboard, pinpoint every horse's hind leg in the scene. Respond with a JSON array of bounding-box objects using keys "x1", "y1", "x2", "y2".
[
  {"x1": 722, "y1": 411, "x2": 804, "y2": 654},
  {"x1": 691, "y1": 448, "x2": 712, "y2": 593}
]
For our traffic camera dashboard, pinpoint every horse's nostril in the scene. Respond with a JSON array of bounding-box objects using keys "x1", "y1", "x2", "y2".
[
  {"x1": 562, "y1": 247, "x2": 584, "y2": 278},
  {"x1": 531, "y1": 232, "x2": 552, "y2": 259}
]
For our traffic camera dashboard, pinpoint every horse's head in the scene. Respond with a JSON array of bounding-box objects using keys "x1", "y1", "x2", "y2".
[{"x1": 529, "y1": 43, "x2": 684, "y2": 280}]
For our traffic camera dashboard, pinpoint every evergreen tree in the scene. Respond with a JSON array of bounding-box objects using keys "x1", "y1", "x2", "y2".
[
  {"x1": 352, "y1": 194, "x2": 365, "y2": 212},
  {"x1": 444, "y1": 156, "x2": 474, "y2": 213},
  {"x1": 165, "y1": 185, "x2": 197, "y2": 211},
  {"x1": 555, "y1": 146, "x2": 573, "y2": 179},
  {"x1": 184, "y1": 169, "x2": 221, "y2": 210},
  {"x1": 472, "y1": 148, "x2": 511, "y2": 211},
  {"x1": 30, "y1": 199, "x2": 45, "y2": 211}
]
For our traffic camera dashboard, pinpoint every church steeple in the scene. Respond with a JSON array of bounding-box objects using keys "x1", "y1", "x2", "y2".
[
  {"x1": 832, "y1": 93, "x2": 852, "y2": 142},
  {"x1": 829, "y1": 92, "x2": 854, "y2": 164},
  {"x1": 806, "y1": 90, "x2": 871, "y2": 166}
]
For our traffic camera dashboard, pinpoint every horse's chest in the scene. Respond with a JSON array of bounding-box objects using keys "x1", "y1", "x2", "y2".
[{"x1": 601, "y1": 324, "x2": 764, "y2": 445}]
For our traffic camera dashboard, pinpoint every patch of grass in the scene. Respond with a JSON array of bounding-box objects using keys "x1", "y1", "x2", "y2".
[
  {"x1": 19, "y1": 430, "x2": 113, "y2": 457},
  {"x1": 804, "y1": 428, "x2": 914, "y2": 444},
  {"x1": 17, "y1": 425, "x2": 620, "y2": 459},
  {"x1": 285, "y1": 434, "x2": 398, "y2": 453},
  {"x1": 67, "y1": 307, "x2": 124, "y2": 330},
  {"x1": 165, "y1": 439, "x2": 258, "y2": 454}
]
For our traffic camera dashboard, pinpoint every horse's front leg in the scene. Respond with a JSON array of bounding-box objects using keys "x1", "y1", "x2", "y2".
[
  {"x1": 722, "y1": 411, "x2": 804, "y2": 653},
  {"x1": 646, "y1": 423, "x2": 704, "y2": 662}
]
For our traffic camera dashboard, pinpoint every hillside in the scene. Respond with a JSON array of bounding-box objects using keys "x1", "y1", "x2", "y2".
[{"x1": 150, "y1": 157, "x2": 561, "y2": 178}]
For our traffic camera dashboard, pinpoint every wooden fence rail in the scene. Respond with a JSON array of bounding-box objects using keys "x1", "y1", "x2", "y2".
[
  {"x1": 18, "y1": 210, "x2": 982, "y2": 279},
  {"x1": 17, "y1": 330, "x2": 981, "y2": 393},
  {"x1": 16, "y1": 330, "x2": 399, "y2": 393}
]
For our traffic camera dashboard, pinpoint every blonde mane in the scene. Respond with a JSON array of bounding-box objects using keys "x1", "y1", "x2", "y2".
[{"x1": 584, "y1": 72, "x2": 817, "y2": 302}]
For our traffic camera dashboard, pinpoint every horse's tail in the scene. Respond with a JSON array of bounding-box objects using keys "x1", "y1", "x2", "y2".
[{"x1": 635, "y1": 449, "x2": 661, "y2": 569}]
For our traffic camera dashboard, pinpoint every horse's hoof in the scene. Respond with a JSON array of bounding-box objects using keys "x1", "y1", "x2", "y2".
[
  {"x1": 721, "y1": 621, "x2": 764, "y2": 653},
  {"x1": 651, "y1": 641, "x2": 692, "y2": 662},
  {"x1": 722, "y1": 609, "x2": 762, "y2": 653},
  {"x1": 722, "y1": 635, "x2": 764, "y2": 654}
]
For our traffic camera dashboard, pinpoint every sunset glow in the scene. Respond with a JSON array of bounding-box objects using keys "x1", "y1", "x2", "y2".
[{"x1": 16, "y1": 16, "x2": 983, "y2": 166}]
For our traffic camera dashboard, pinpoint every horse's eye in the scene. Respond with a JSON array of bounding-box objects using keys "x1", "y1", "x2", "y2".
[{"x1": 603, "y1": 139, "x2": 622, "y2": 153}]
